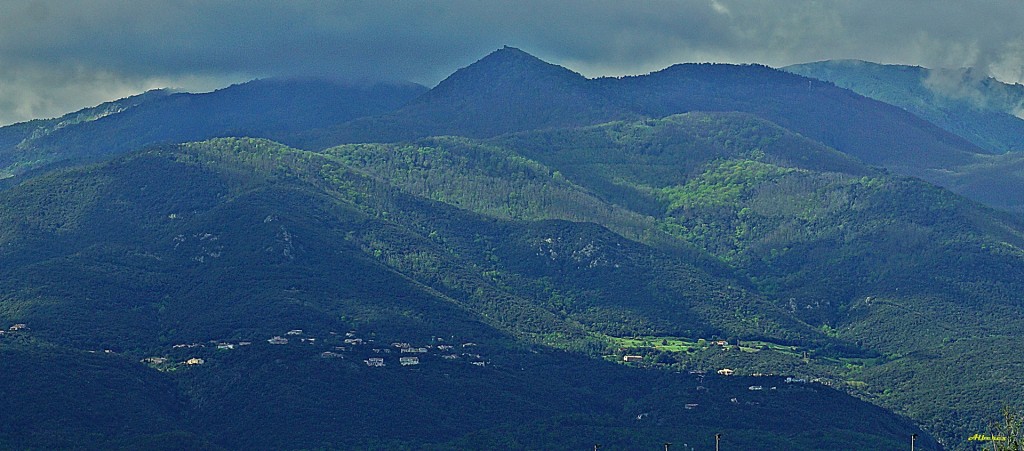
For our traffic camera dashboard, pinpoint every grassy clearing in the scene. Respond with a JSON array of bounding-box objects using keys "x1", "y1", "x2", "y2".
[{"x1": 609, "y1": 335, "x2": 701, "y2": 352}]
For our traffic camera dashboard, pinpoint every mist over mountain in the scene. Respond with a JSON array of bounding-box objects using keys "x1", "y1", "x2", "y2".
[
  {"x1": 785, "y1": 59, "x2": 1024, "y2": 153},
  {"x1": 785, "y1": 60, "x2": 1024, "y2": 215},
  {"x1": 3, "y1": 47, "x2": 1024, "y2": 449}
]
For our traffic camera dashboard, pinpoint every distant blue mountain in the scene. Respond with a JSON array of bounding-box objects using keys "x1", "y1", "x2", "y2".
[
  {"x1": 301, "y1": 47, "x2": 985, "y2": 174},
  {"x1": 0, "y1": 78, "x2": 427, "y2": 177},
  {"x1": 785, "y1": 59, "x2": 1024, "y2": 153}
]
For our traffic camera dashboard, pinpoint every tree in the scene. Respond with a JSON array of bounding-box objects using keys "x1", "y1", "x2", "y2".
[{"x1": 988, "y1": 406, "x2": 1024, "y2": 451}]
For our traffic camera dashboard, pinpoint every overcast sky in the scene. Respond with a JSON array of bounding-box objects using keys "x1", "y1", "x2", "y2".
[{"x1": 0, "y1": 0, "x2": 1022, "y2": 125}]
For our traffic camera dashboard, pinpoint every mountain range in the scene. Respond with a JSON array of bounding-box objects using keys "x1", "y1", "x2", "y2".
[{"x1": 2, "y1": 46, "x2": 1024, "y2": 449}]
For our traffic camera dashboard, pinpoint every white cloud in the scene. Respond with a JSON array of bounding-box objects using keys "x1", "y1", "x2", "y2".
[{"x1": 709, "y1": 0, "x2": 731, "y2": 16}]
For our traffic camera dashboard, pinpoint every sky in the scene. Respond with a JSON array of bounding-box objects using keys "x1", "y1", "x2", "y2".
[{"x1": 0, "y1": 0, "x2": 1022, "y2": 126}]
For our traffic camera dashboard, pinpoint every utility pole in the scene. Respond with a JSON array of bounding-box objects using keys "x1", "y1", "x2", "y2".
[
  {"x1": 663, "y1": 442, "x2": 671, "y2": 451},
  {"x1": 911, "y1": 433, "x2": 917, "y2": 451},
  {"x1": 715, "y1": 433, "x2": 721, "y2": 451},
  {"x1": 593, "y1": 444, "x2": 601, "y2": 451}
]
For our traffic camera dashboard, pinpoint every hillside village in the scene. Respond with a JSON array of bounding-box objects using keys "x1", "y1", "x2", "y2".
[
  {"x1": 1, "y1": 321, "x2": 833, "y2": 416},
  {"x1": 3, "y1": 321, "x2": 828, "y2": 386},
  {"x1": 137, "y1": 328, "x2": 491, "y2": 372},
  {"x1": 1, "y1": 323, "x2": 882, "y2": 445},
  {"x1": 0, "y1": 322, "x2": 490, "y2": 373},
  {"x1": 150, "y1": 329, "x2": 817, "y2": 413}
]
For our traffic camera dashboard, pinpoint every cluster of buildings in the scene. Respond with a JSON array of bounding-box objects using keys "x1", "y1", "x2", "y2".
[
  {"x1": 361, "y1": 340, "x2": 486, "y2": 368},
  {"x1": 141, "y1": 329, "x2": 489, "y2": 371}
]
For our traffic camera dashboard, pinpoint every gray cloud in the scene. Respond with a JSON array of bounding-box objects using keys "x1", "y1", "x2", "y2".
[
  {"x1": 0, "y1": 63, "x2": 236, "y2": 125},
  {"x1": 1, "y1": 0, "x2": 1022, "y2": 125}
]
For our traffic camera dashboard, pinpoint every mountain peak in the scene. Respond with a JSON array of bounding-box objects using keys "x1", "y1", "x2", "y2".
[
  {"x1": 485, "y1": 45, "x2": 541, "y2": 62},
  {"x1": 433, "y1": 47, "x2": 586, "y2": 91},
  {"x1": 360, "y1": 47, "x2": 626, "y2": 140}
]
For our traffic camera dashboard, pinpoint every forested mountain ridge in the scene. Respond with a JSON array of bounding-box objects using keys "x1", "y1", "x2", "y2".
[
  {"x1": 0, "y1": 78, "x2": 427, "y2": 179},
  {"x1": 2, "y1": 47, "x2": 1024, "y2": 449},
  {"x1": 1, "y1": 47, "x2": 1011, "y2": 214},
  {"x1": 1, "y1": 119, "x2": 1021, "y2": 447},
  {"x1": 294, "y1": 47, "x2": 1023, "y2": 217},
  {"x1": 331, "y1": 115, "x2": 1024, "y2": 445},
  {"x1": 298, "y1": 47, "x2": 983, "y2": 169},
  {"x1": 0, "y1": 89, "x2": 173, "y2": 177},
  {"x1": 295, "y1": 47, "x2": 1024, "y2": 223},
  {"x1": 290, "y1": 46, "x2": 635, "y2": 147},
  {"x1": 0, "y1": 137, "x2": 937, "y2": 449},
  {"x1": 600, "y1": 62, "x2": 982, "y2": 170}
]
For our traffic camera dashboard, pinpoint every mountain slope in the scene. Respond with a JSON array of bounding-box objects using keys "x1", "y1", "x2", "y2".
[
  {"x1": 4, "y1": 48, "x2": 1003, "y2": 216},
  {"x1": 4, "y1": 47, "x2": 1024, "y2": 448},
  {"x1": 289, "y1": 49, "x2": 1009, "y2": 223},
  {"x1": 0, "y1": 138, "x2": 934, "y2": 449},
  {"x1": 0, "y1": 338, "x2": 202, "y2": 450},
  {"x1": 490, "y1": 116, "x2": 1024, "y2": 446},
  {"x1": 0, "y1": 79, "x2": 426, "y2": 178},
  {"x1": 914, "y1": 151, "x2": 1024, "y2": 215},
  {"x1": 784, "y1": 59, "x2": 1024, "y2": 153},
  {"x1": 293, "y1": 46, "x2": 633, "y2": 147},
  {"x1": 0, "y1": 89, "x2": 173, "y2": 177},
  {"x1": 784, "y1": 60, "x2": 1024, "y2": 214},
  {"x1": 327, "y1": 111, "x2": 1024, "y2": 446},
  {"x1": 600, "y1": 62, "x2": 983, "y2": 170},
  {"x1": 299, "y1": 48, "x2": 984, "y2": 173}
]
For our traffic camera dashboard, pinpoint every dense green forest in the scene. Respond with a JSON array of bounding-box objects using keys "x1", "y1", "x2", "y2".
[
  {"x1": 0, "y1": 138, "x2": 936, "y2": 449},
  {"x1": 320, "y1": 115, "x2": 1024, "y2": 446},
  {"x1": 2, "y1": 47, "x2": 1023, "y2": 449}
]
